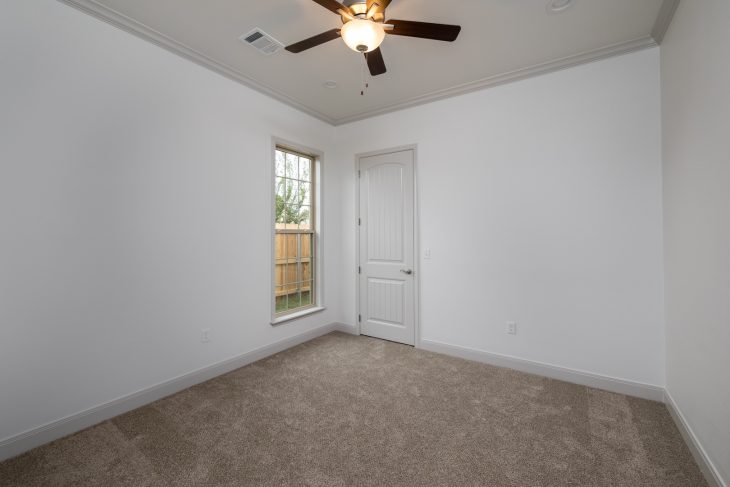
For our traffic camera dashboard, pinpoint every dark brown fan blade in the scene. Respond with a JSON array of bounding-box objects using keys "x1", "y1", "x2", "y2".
[
  {"x1": 312, "y1": 0, "x2": 350, "y2": 15},
  {"x1": 365, "y1": 48, "x2": 387, "y2": 76},
  {"x1": 387, "y1": 19, "x2": 461, "y2": 42},
  {"x1": 366, "y1": 0, "x2": 392, "y2": 15},
  {"x1": 286, "y1": 29, "x2": 341, "y2": 53}
]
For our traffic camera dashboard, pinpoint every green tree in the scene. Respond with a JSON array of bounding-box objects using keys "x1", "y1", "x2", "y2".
[{"x1": 276, "y1": 177, "x2": 310, "y2": 224}]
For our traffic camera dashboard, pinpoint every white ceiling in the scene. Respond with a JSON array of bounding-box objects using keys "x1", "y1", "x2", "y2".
[{"x1": 63, "y1": 0, "x2": 676, "y2": 124}]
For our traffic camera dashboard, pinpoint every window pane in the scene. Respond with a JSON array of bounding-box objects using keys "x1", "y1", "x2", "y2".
[
  {"x1": 288, "y1": 180, "x2": 300, "y2": 204},
  {"x1": 275, "y1": 287, "x2": 287, "y2": 313},
  {"x1": 276, "y1": 177, "x2": 286, "y2": 199},
  {"x1": 300, "y1": 233, "x2": 312, "y2": 258},
  {"x1": 275, "y1": 150, "x2": 286, "y2": 177},
  {"x1": 286, "y1": 153, "x2": 298, "y2": 179},
  {"x1": 282, "y1": 207, "x2": 297, "y2": 230},
  {"x1": 284, "y1": 263, "x2": 298, "y2": 285},
  {"x1": 275, "y1": 268, "x2": 285, "y2": 288},
  {"x1": 275, "y1": 178, "x2": 287, "y2": 224},
  {"x1": 296, "y1": 206, "x2": 312, "y2": 230},
  {"x1": 300, "y1": 282, "x2": 313, "y2": 308},
  {"x1": 275, "y1": 234, "x2": 286, "y2": 289},
  {"x1": 300, "y1": 181, "x2": 311, "y2": 205},
  {"x1": 283, "y1": 204, "x2": 306, "y2": 229},
  {"x1": 299, "y1": 157, "x2": 311, "y2": 182},
  {"x1": 274, "y1": 255, "x2": 286, "y2": 287},
  {"x1": 286, "y1": 289, "x2": 300, "y2": 311},
  {"x1": 286, "y1": 234, "x2": 298, "y2": 259}
]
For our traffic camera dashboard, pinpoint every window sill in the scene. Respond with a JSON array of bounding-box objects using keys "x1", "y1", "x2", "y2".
[{"x1": 271, "y1": 306, "x2": 326, "y2": 325}]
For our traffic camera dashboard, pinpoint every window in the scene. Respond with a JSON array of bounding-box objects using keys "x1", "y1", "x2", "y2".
[{"x1": 274, "y1": 146, "x2": 316, "y2": 317}]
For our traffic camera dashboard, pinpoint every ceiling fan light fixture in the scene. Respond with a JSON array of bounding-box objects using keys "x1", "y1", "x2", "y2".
[{"x1": 341, "y1": 19, "x2": 385, "y2": 53}]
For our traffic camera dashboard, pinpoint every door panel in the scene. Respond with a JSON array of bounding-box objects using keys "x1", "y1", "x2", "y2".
[
  {"x1": 359, "y1": 149, "x2": 415, "y2": 345},
  {"x1": 367, "y1": 278, "x2": 405, "y2": 326},
  {"x1": 367, "y1": 164, "x2": 405, "y2": 262}
]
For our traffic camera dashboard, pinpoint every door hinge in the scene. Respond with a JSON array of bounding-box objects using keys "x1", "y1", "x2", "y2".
[
  {"x1": 358, "y1": 266, "x2": 361, "y2": 274},
  {"x1": 358, "y1": 314, "x2": 361, "y2": 322},
  {"x1": 358, "y1": 218, "x2": 361, "y2": 226},
  {"x1": 358, "y1": 170, "x2": 361, "y2": 178}
]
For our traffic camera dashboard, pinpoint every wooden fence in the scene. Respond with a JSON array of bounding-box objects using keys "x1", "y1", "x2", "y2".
[{"x1": 274, "y1": 232, "x2": 313, "y2": 297}]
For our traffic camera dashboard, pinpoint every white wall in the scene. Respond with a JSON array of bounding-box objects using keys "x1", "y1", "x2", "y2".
[
  {"x1": 0, "y1": 0, "x2": 342, "y2": 443},
  {"x1": 335, "y1": 48, "x2": 665, "y2": 386},
  {"x1": 661, "y1": 0, "x2": 730, "y2": 483}
]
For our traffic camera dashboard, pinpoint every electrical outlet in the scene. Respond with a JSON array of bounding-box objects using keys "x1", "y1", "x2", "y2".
[
  {"x1": 507, "y1": 322, "x2": 517, "y2": 335},
  {"x1": 201, "y1": 328, "x2": 211, "y2": 343},
  {"x1": 423, "y1": 248, "x2": 432, "y2": 260}
]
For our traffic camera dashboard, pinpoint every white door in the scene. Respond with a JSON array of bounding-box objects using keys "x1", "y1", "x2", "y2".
[{"x1": 358, "y1": 149, "x2": 415, "y2": 345}]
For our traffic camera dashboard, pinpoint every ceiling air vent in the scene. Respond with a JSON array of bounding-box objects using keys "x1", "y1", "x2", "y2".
[{"x1": 240, "y1": 29, "x2": 284, "y2": 55}]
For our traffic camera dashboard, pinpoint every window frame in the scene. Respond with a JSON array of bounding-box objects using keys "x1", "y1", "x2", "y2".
[{"x1": 270, "y1": 138, "x2": 325, "y2": 325}]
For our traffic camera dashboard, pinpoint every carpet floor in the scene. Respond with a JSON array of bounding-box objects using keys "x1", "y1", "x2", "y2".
[{"x1": 0, "y1": 332, "x2": 706, "y2": 486}]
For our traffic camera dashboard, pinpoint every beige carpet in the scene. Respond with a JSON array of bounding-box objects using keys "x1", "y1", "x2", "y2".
[{"x1": 0, "y1": 332, "x2": 706, "y2": 486}]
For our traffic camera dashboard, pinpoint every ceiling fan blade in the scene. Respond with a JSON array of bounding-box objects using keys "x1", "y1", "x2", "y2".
[
  {"x1": 365, "y1": 48, "x2": 387, "y2": 76},
  {"x1": 312, "y1": 0, "x2": 351, "y2": 15},
  {"x1": 386, "y1": 19, "x2": 461, "y2": 42},
  {"x1": 286, "y1": 29, "x2": 341, "y2": 53}
]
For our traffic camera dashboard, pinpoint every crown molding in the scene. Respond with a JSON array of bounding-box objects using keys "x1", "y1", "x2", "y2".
[
  {"x1": 652, "y1": 0, "x2": 681, "y2": 44},
  {"x1": 59, "y1": 0, "x2": 667, "y2": 127},
  {"x1": 334, "y1": 35, "x2": 657, "y2": 125},
  {"x1": 58, "y1": 0, "x2": 337, "y2": 125}
]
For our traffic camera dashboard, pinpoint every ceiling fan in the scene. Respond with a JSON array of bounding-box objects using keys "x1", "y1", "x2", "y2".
[{"x1": 285, "y1": 0, "x2": 461, "y2": 76}]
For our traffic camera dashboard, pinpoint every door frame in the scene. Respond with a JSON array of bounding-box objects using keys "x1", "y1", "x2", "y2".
[{"x1": 354, "y1": 144, "x2": 421, "y2": 348}]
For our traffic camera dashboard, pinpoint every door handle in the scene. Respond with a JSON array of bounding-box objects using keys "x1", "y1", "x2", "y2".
[{"x1": 400, "y1": 269, "x2": 413, "y2": 275}]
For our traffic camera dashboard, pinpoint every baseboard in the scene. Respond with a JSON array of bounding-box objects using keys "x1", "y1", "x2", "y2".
[
  {"x1": 664, "y1": 390, "x2": 726, "y2": 487},
  {"x1": 331, "y1": 322, "x2": 359, "y2": 335},
  {"x1": 0, "y1": 322, "x2": 339, "y2": 462},
  {"x1": 420, "y1": 339, "x2": 665, "y2": 402}
]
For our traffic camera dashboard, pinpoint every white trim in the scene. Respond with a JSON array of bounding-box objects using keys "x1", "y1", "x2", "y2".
[
  {"x1": 353, "y1": 154, "x2": 361, "y2": 336},
  {"x1": 0, "y1": 322, "x2": 340, "y2": 462},
  {"x1": 271, "y1": 306, "x2": 326, "y2": 325},
  {"x1": 420, "y1": 339, "x2": 665, "y2": 402},
  {"x1": 651, "y1": 0, "x2": 681, "y2": 45},
  {"x1": 270, "y1": 137, "x2": 326, "y2": 326},
  {"x1": 664, "y1": 390, "x2": 726, "y2": 487},
  {"x1": 412, "y1": 145, "x2": 422, "y2": 348},
  {"x1": 355, "y1": 145, "x2": 420, "y2": 347},
  {"x1": 331, "y1": 322, "x2": 359, "y2": 335},
  {"x1": 58, "y1": 0, "x2": 663, "y2": 126}
]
